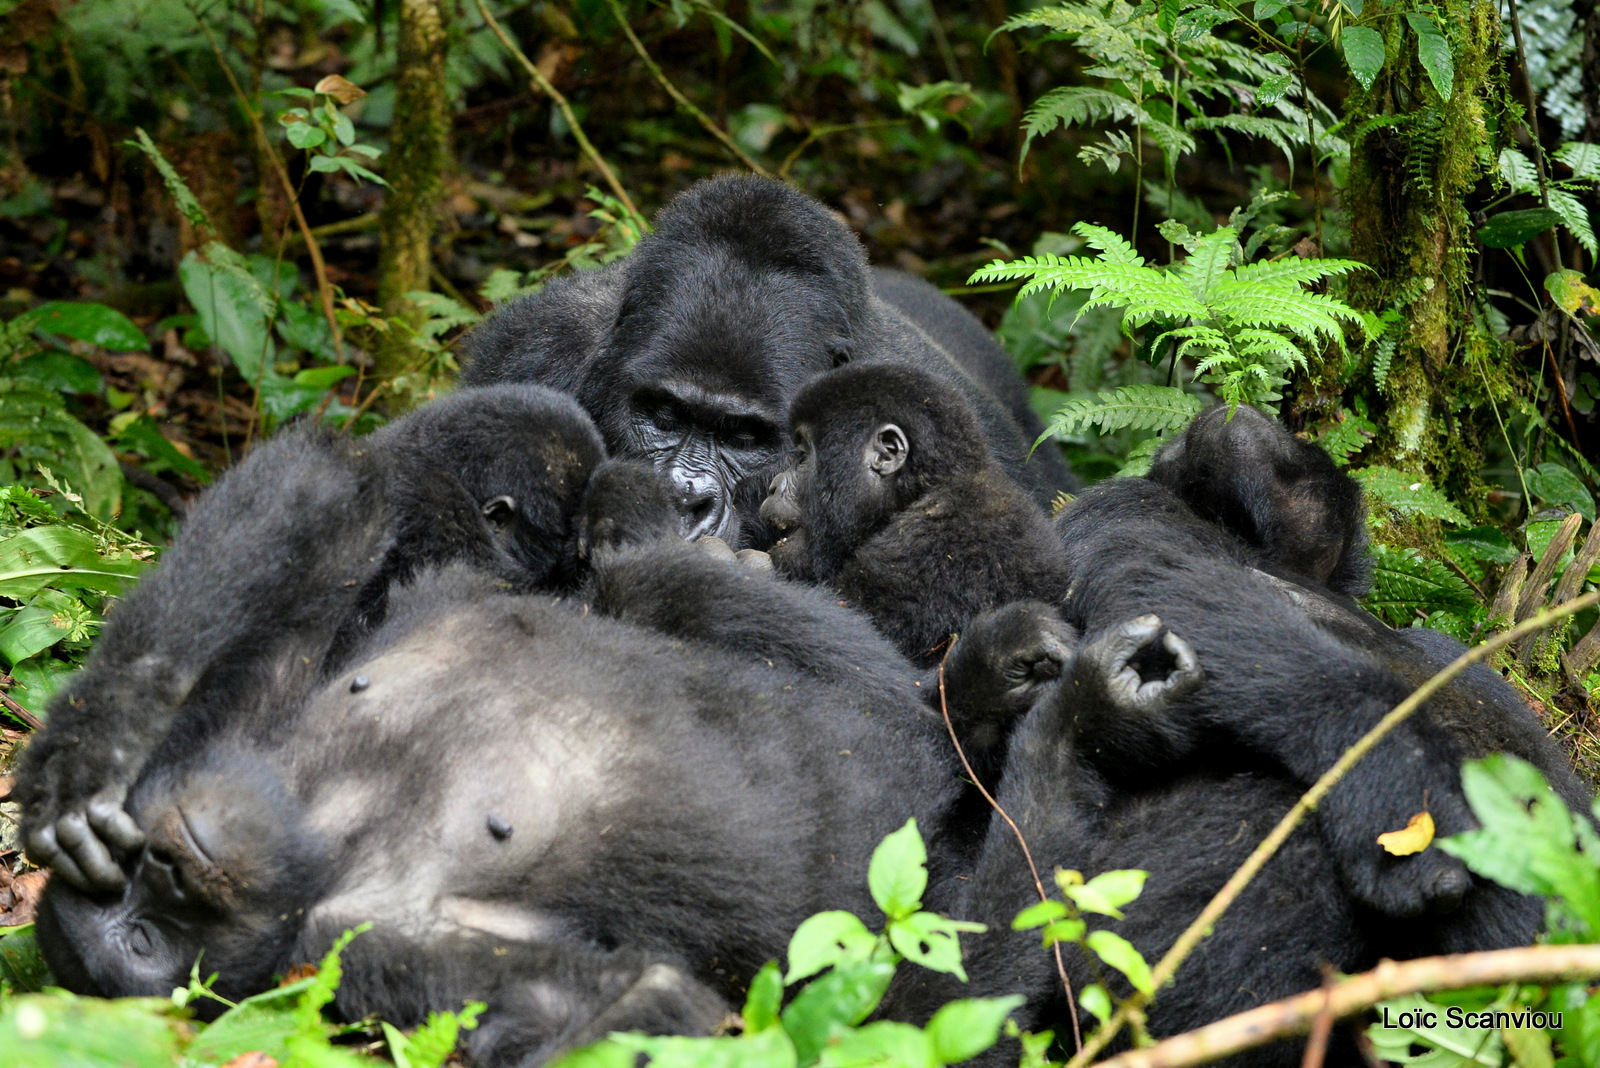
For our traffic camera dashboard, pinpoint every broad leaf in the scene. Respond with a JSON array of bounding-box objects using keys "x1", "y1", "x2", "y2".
[
  {"x1": 1341, "y1": 26, "x2": 1385, "y2": 90},
  {"x1": 786, "y1": 911, "x2": 875, "y2": 983},
  {"x1": 1405, "y1": 14, "x2": 1453, "y2": 101},
  {"x1": 926, "y1": 997, "x2": 1027, "y2": 1064},
  {"x1": 19, "y1": 302, "x2": 148, "y2": 353},
  {"x1": 868, "y1": 819, "x2": 928, "y2": 921}
]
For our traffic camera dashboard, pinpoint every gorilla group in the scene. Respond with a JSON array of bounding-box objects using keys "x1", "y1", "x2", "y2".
[{"x1": 13, "y1": 176, "x2": 1591, "y2": 1068}]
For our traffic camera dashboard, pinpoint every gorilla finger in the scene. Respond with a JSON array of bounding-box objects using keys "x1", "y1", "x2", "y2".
[
  {"x1": 28, "y1": 824, "x2": 93, "y2": 891},
  {"x1": 695, "y1": 536, "x2": 737, "y2": 562},
  {"x1": 55, "y1": 812, "x2": 128, "y2": 891},
  {"x1": 88, "y1": 800, "x2": 146, "y2": 853},
  {"x1": 1159, "y1": 631, "x2": 1205, "y2": 694},
  {"x1": 735, "y1": 548, "x2": 775, "y2": 574}
]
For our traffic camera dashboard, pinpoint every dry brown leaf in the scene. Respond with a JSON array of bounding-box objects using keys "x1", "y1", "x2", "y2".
[
  {"x1": 220, "y1": 1054, "x2": 280, "y2": 1068},
  {"x1": 0, "y1": 869, "x2": 47, "y2": 926},
  {"x1": 313, "y1": 74, "x2": 367, "y2": 105},
  {"x1": 1377, "y1": 811, "x2": 1436, "y2": 856},
  {"x1": 280, "y1": 962, "x2": 318, "y2": 985}
]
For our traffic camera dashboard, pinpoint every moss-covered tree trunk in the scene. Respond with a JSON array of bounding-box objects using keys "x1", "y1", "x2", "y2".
[
  {"x1": 1299, "y1": 0, "x2": 1517, "y2": 514},
  {"x1": 376, "y1": 0, "x2": 452, "y2": 385}
]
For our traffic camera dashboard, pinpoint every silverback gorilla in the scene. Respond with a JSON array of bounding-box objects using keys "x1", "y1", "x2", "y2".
[{"x1": 457, "y1": 175, "x2": 1075, "y2": 546}]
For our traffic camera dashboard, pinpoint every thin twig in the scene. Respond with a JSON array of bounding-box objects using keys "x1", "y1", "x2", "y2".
[
  {"x1": 937, "y1": 650, "x2": 1082, "y2": 1055},
  {"x1": 473, "y1": 0, "x2": 640, "y2": 221},
  {"x1": 0, "y1": 692, "x2": 43, "y2": 732},
  {"x1": 1095, "y1": 944, "x2": 1600, "y2": 1068},
  {"x1": 602, "y1": 0, "x2": 772, "y2": 177},
  {"x1": 1065, "y1": 590, "x2": 1600, "y2": 1068},
  {"x1": 1298, "y1": 969, "x2": 1336, "y2": 1068},
  {"x1": 1504, "y1": 0, "x2": 1550, "y2": 208},
  {"x1": 187, "y1": 5, "x2": 348, "y2": 366}
]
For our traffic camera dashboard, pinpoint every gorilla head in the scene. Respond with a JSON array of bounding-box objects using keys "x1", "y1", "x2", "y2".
[
  {"x1": 577, "y1": 177, "x2": 873, "y2": 545},
  {"x1": 459, "y1": 176, "x2": 1076, "y2": 551}
]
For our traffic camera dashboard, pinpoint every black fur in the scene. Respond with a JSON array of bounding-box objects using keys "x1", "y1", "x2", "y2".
[{"x1": 459, "y1": 176, "x2": 1075, "y2": 547}]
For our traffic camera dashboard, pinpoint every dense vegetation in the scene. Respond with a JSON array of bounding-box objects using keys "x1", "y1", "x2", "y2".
[{"x1": 0, "y1": 0, "x2": 1597, "y2": 1063}]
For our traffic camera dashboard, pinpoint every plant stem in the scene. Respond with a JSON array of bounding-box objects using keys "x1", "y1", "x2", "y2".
[
  {"x1": 1096, "y1": 944, "x2": 1600, "y2": 1068},
  {"x1": 1504, "y1": 0, "x2": 1550, "y2": 207},
  {"x1": 603, "y1": 0, "x2": 772, "y2": 177},
  {"x1": 1063, "y1": 589, "x2": 1600, "y2": 1068},
  {"x1": 474, "y1": 0, "x2": 641, "y2": 222},
  {"x1": 189, "y1": 5, "x2": 347, "y2": 365}
]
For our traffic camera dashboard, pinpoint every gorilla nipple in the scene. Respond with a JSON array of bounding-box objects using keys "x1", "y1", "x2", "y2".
[
  {"x1": 487, "y1": 813, "x2": 514, "y2": 840},
  {"x1": 350, "y1": 675, "x2": 370, "y2": 693}
]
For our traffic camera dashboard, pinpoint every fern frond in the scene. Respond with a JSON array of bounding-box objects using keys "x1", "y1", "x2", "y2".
[
  {"x1": 1555, "y1": 141, "x2": 1600, "y2": 181},
  {"x1": 1071, "y1": 223, "x2": 1144, "y2": 265},
  {"x1": 1040, "y1": 385, "x2": 1206, "y2": 439},
  {"x1": 1549, "y1": 187, "x2": 1598, "y2": 257},
  {"x1": 1021, "y1": 87, "x2": 1145, "y2": 163},
  {"x1": 1363, "y1": 544, "x2": 1479, "y2": 626},
  {"x1": 1229, "y1": 257, "x2": 1367, "y2": 286},
  {"x1": 1173, "y1": 226, "x2": 1237, "y2": 299},
  {"x1": 1316, "y1": 412, "x2": 1375, "y2": 466},
  {"x1": 1354, "y1": 466, "x2": 1469, "y2": 525},
  {"x1": 1189, "y1": 113, "x2": 1303, "y2": 168}
]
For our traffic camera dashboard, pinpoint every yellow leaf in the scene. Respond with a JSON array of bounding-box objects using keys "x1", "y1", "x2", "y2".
[
  {"x1": 1545, "y1": 269, "x2": 1600, "y2": 316},
  {"x1": 313, "y1": 74, "x2": 367, "y2": 105},
  {"x1": 1377, "y1": 811, "x2": 1435, "y2": 856}
]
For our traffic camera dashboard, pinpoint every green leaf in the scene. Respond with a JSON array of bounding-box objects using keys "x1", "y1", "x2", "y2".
[
  {"x1": 926, "y1": 997, "x2": 1027, "y2": 1064},
  {"x1": 1555, "y1": 141, "x2": 1600, "y2": 181},
  {"x1": 0, "y1": 605, "x2": 74, "y2": 665},
  {"x1": 388, "y1": 1003, "x2": 484, "y2": 1068},
  {"x1": 612, "y1": 1027, "x2": 797, "y2": 1068},
  {"x1": 1354, "y1": 466, "x2": 1469, "y2": 524},
  {"x1": 1040, "y1": 917, "x2": 1087, "y2": 948},
  {"x1": 187, "y1": 981, "x2": 307, "y2": 1064},
  {"x1": 1340, "y1": 26, "x2": 1385, "y2": 91},
  {"x1": 1085, "y1": 930, "x2": 1155, "y2": 994},
  {"x1": 1367, "y1": 993, "x2": 1503, "y2": 1066},
  {"x1": 1157, "y1": 0, "x2": 1179, "y2": 35},
  {"x1": 0, "y1": 926, "x2": 48, "y2": 993},
  {"x1": 781, "y1": 960, "x2": 897, "y2": 1065},
  {"x1": 731, "y1": 103, "x2": 787, "y2": 152},
  {"x1": 1477, "y1": 208, "x2": 1563, "y2": 249},
  {"x1": 127, "y1": 128, "x2": 212, "y2": 232},
  {"x1": 817, "y1": 1021, "x2": 936, "y2": 1068},
  {"x1": 1079, "y1": 984, "x2": 1112, "y2": 1024},
  {"x1": 886, "y1": 911, "x2": 984, "y2": 981},
  {"x1": 1072, "y1": 870, "x2": 1148, "y2": 916},
  {"x1": 109, "y1": 412, "x2": 210, "y2": 484},
  {"x1": 1041, "y1": 386, "x2": 1205, "y2": 442},
  {"x1": 179, "y1": 244, "x2": 276, "y2": 381},
  {"x1": 1405, "y1": 13, "x2": 1454, "y2": 101},
  {"x1": 0, "y1": 386, "x2": 124, "y2": 521},
  {"x1": 20, "y1": 302, "x2": 148, "y2": 353},
  {"x1": 1444, "y1": 527, "x2": 1518, "y2": 564},
  {"x1": 0, "y1": 993, "x2": 187, "y2": 1067},
  {"x1": 286, "y1": 122, "x2": 328, "y2": 149},
  {"x1": 744, "y1": 961, "x2": 784, "y2": 1032},
  {"x1": 1525, "y1": 463, "x2": 1595, "y2": 522},
  {"x1": 545, "y1": 1039, "x2": 637, "y2": 1068},
  {"x1": 1439, "y1": 755, "x2": 1600, "y2": 939},
  {"x1": 1363, "y1": 544, "x2": 1478, "y2": 626},
  {"x1": 1011, "y1": 900, "x2": 1068, "y2": 930},
  {"x1": 786, "y1": 911, "x2": 876, "y2": 983},
  {"x1": 11, "y1": 352, "x2": 102, "y2": 395},
  {"x1": 869, "y1": 819, "x2": 928, "y2": 921}
]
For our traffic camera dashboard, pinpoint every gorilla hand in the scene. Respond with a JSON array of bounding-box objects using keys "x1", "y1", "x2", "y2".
[
  {"x1": 937, "y1": 601, "x2": 1079, "y2": 752},
  {"x1": 1076, "y1": 615, "x2": 1203, "y2": 714},
  {"x1": 26, "y1": 782, "x2": 145, "y2": 892}
]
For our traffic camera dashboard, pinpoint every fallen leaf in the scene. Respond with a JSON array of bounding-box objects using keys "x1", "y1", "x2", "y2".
[
  {"x1": 1377, "y1": 811, "x2": 1435, "y2": 856},
  {"x1": 0, "y1": 869, "x2": 47, "y2": 926},
  {"x1": 0, "y1": 775, "x2": 12, "y2": 801},
  {"x1": 313, "y1": 74, "x2": 366, "y2": 105},
  {"x1": 221, "y1": 1054, "x2": 280, "y2": 1068}
]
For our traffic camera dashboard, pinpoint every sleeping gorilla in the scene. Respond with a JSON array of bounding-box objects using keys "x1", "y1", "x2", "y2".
[
  {"x1": 18, "y1": 384, "x2": 605, "y2": 890},
  {"x1": 760, "y1": 364, "x2": 1590, "y2": 1052},
  {"x1": 457, "y1": 175, "x2": 1075, "y2": 547}
]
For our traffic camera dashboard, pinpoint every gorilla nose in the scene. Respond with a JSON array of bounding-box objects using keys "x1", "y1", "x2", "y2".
[{"x1": 675, "y1": 484, "x2": 729, "y2": 541}]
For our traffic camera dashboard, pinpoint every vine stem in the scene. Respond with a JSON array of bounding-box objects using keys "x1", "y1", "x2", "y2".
[
  {"x1": 937, "y1": 649, "x2": 1082, "y2": 1055},
  {"x1": 473, "y1": 0, "x2": 641, "y2": 223},
  {"x1": 1503, "y1": 0, "x2": 1550, "y2": 208},
  {"x1": 1064, "y1": 588, "x2": 1600, "y2": 1068},
  {"x1": 602, "y1": 0, "x2": 772, "y2": 177},
  {"x1": 1095, "y1": 944, "x2": 1600, "y2": 1068},
  {"x1": 187, "y1": 5, "x2": 347, "y2": 367}
]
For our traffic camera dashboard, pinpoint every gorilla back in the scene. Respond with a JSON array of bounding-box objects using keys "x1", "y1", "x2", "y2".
[
  {"x1": 459, "y1": 176, "x2": 1075, "y2": 546},
  {"x1": 36, "y1": 566, "x2": 958, "y2": 1067}
]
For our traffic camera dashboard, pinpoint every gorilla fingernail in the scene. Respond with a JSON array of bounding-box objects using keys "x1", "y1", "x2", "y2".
[
  {"x1": 487, "y1": 813, "x2": 514, "y2": 840},
  {"x1": 350, "y1": 675, "x2": 370, "y2": 693}
]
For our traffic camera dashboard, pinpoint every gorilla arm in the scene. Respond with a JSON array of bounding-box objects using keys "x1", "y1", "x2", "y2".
[{"x1": 14, "y1": 430, "x2": 392, "y2": 891}]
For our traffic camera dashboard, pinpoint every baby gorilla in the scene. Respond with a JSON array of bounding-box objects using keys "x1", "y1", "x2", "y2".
[{"x1": 18, "y1": 384, "x2": 607, "y2": 892}]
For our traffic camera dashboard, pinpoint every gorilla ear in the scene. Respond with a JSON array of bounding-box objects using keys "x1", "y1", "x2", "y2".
[
  {"x1": 482, "y1": 495, "x2": 517, "y2": 523},
  {"x1": 867, "y1": 424, "x2": 908, "y2": 478}
]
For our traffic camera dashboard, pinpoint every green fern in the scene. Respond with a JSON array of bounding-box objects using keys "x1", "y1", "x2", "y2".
[
  {"x1": 1038, "y1": 384, "x2": 1205, "y2": 442},
  {"x1": 1363, "y1": 544, "x2": 1480, "y2": 626},
  {"x1": 1353, "y1": 466, "x2": 1470, "y2": 525},
  {"x1": 972, "y1": 222, "x2": 1368, "y2": 408},
  {"x1": 1315, "y1": 411, "x2": 1376, "y2": 467}
]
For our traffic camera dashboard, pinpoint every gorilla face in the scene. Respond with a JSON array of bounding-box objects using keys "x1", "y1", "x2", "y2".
[
  {"x1": 35, "y1": 755, "x2": 324, "y2": 1006},
  {"x1": 594, "y1": 252, "x2": 853, "y2": 546}
]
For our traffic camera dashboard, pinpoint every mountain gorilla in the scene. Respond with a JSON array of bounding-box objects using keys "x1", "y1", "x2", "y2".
[
  {"x1": 18, "y1": 385, "x2": 605, "y2": 891},
  {"x1": 759, "y1": 364, "x2": 1589, "y2": 1044},
  {"x1": 458, "y1": 175, "x2": 1075, "y2": 548}
]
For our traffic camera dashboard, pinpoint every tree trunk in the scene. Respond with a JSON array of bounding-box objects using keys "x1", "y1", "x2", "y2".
[
  {"x1": 1298, "y1": 0, "x2": 1516, "y2": 514},
  {"x1": 376, "y1": 0, "x2": 452, "y2": 387}
]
